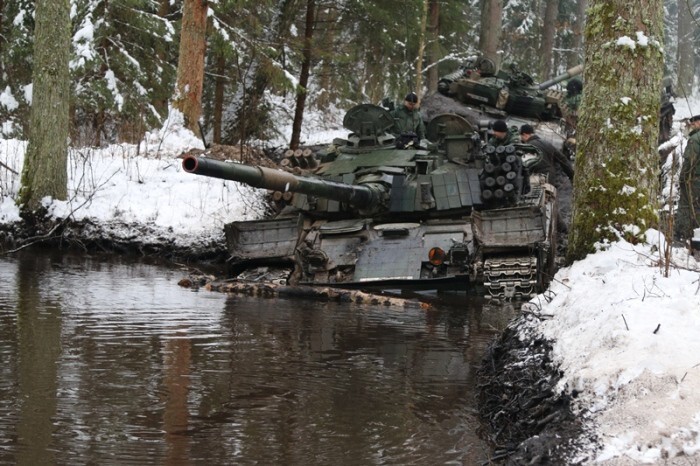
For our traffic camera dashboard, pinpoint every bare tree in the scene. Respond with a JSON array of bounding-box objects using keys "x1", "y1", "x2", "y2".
[
  {"x1": 18, "y1": 0, "x2": 70, "y2": 213},
  {"x1": 567, "y1": 0, "x2": 665, "y2": 261},
  {"x1": 173, "y1": 0, "x2": 208, "y2": 137}
]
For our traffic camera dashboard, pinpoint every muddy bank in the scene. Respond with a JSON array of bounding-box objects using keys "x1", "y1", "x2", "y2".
[
  {"x1": 477, "y1": 309, "x2": 597, "y2": 465},
  {"x1": 0, "y1": 215, "x2": 228, "y2": 265}
]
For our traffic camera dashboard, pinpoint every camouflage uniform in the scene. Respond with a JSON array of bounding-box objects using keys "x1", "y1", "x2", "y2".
[
  {"x1": 487, "y1": 127, "x2": 519, "y2": 147},
  {"x1": 675, "y1": 125, "x2": 700, "y2": 241},
  {"x1": 561, "y1": 79, "x2": 582, "y2": 137},
  {"x1": 390, "y1": 105, "x2": 426, "y2": 140}
]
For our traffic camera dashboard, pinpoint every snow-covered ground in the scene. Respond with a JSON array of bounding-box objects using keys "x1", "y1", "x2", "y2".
[{"x1": 1, "y1": 96, "x2": 700, "y2": 465}]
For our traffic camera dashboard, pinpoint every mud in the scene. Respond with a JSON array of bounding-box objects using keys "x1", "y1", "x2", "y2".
[{"x1": 477, "y1": 310, "x2": 598, "y2": 465}]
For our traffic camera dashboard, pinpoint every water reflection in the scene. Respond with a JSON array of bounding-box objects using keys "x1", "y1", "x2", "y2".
[{"x1": 0, "y1": 250, "x2": 517, "y2": 465}]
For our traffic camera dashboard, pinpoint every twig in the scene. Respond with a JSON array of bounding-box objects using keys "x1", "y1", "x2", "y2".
[
  {"x1": 0, "y1": 159, "x2": 18, "y2": 175},
  {"x1": 621, "y1": 314, "x2": 629, "y2": 331},
  {"x1": 653, "y1": 323, "x2": 660, "y2": 334}
]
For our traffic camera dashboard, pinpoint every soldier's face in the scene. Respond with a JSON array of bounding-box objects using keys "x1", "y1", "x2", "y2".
[
  {"x1": 493, "y1": 130, "x2": 507, "y2": 140},
  {"x1": 405, "y1": 100, "x2": 417, "y2": 110}
]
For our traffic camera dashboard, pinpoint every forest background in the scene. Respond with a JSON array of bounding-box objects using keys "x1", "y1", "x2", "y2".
[{"x1": 0, "y1": 0, "x2": 697, "y2": 152}]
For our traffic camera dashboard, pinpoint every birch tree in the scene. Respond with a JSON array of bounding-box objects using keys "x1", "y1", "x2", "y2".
[
  {"x1": 18, "y1": 0, "x2": 70, "y2": 213},
  {"x1": 567, "y1": 0, "x2": 665, "y2": 261}
]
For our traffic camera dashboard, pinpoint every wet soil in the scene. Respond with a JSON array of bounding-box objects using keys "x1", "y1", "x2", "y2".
[
  {"x1": 0, "y1": 213, "x2": 228, "y2": 266},
  {"x1": 477, "y1": 311, "x2": 598, "y2": 465}
]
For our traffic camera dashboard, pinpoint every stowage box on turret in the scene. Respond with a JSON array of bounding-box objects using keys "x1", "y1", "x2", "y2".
[{"x1": 183, "y1": 104, "x2": 558, "y2": 300}]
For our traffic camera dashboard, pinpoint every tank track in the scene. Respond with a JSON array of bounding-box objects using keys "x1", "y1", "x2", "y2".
[{"x1": 483, "y1": 256, "x2": 538, "y2": 300}]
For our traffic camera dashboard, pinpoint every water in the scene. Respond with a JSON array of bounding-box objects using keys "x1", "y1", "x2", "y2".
[{"x1": 0, "y1": 250, "x2": 516, "y2": 465}]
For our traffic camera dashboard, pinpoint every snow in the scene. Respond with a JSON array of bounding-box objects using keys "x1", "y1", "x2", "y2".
[{"x1": 2, "y1": 94, "x2": 700, "y2": 465}]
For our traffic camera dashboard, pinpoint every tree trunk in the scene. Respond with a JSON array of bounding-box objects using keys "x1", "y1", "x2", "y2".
[
  {"x1": 540, "y1": 0, "x2": 558, "y2": 79},
  {"x1": 315, "y1": 5, "x2": 339, "y2": 110},
  {"x1": 414, "y1": 0, "x2": 429, "y2": 99},
  {"x1": 676, "y1": 0, "x2": 695, "y2": 97},
  {"x1": 479, "y1": 0, "x2": 503, "y2": 69},
  {"x1": 173, "y1": 0, "x2": 208, "y2": 137},
  {"x1": 290, "y1": 0, "x2": 316, "y2": 150},
  {"x1": 566, "y1": 0, "x2": 664, "y2": 262},
  {"x1": 18, "y1": 0, "x2": 70, "y2": 212},
  {"x1": 0, "y1": 0, "x2": 6, "y2": 53},
  {"x1": 213, "y1": 52, "x2": 226, "y2": 144},
  {"x1": 569, "y1": 0, "x2": 586, "y2": 66},
  {"x1": 426, "y1": 0, "x2": 440, "y2": 95},
  {"x1": 153, "y1": 0, "x2": 172, "y2": 114}
]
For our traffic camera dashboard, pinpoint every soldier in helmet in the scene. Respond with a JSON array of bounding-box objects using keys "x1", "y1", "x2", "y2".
[
  {"x1": 674, "y1": 114, "x2": 700, "y2": 243},
  {"x1": 390, "y1": 92, "x2": 426, "y2": 143}
]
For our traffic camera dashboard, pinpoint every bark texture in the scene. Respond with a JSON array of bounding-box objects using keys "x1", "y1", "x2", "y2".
[
  {"x1": 567, "y1": 0, "x2": 664, "y2": 262},
  {"x1": 173, "y1": 0, "x2": 208, "y2": 136},
  {"x1": 18, "y1": 0, "x2": 70, "y2": 212},
  {"x1": 290, "y1": 0, "x2": 316, "y2": 150},
  {"x1": 540, "y1": 0, "x2": 558, "y2": 79},
  {"x1": 425, "y1": 0, "x2": 441, "y2": 94},
  {"x1": 676, "y1": 0, "x2": 695, "y2": 97},
  {"x1": 479, "y1": 0, "x2": 503, "y2": 69}
]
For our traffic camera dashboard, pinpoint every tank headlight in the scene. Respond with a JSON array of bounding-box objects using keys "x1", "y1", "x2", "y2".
[{"x1": 428, "y1": 247, "x2": 446, "y2": 266}]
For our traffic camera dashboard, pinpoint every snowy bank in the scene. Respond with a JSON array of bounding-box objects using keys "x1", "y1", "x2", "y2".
[{"x1": 522, "y1": 231, "x2": 700, "y2": 464}]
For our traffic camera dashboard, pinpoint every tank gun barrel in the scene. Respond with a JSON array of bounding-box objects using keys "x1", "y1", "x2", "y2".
[
  {"x1": 537, "y1": 64, "x2": 584, "y2": 90},
  {"x1": 182, "y1": 155, "x2": 379, "y2": 209}
]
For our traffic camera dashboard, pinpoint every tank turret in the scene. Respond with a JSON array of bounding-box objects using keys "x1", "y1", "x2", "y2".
[{"x1": 184, "y1": 104, "x2": 558, "y2": 300}]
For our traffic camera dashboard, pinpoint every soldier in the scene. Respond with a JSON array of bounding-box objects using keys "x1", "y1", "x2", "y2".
[
  {"x1": 561, "y1": 77, "x2": 583, "y2": 138},
  {"x1": 390, "y1": 92, "x2": 426, "y2": 142},
  {"x1": 520, "y1": 124, "x2": 574, "y2": 235},
  {"x1": 488, "y1": 119, "x2": 518, "y2": 146},
  {"x1": 519, "y1": 124, "x2": 574, "y2": 181},
  {"x1": 674, "y1": 114, "x2": 700, "y2": 243}
]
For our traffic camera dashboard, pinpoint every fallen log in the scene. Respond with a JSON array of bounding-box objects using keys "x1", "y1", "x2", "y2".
[{"x1": 178, "y1": 275, "x2": 431, "y2": 309}]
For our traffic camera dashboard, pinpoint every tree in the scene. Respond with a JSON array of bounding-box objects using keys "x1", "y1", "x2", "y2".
[
  {"x1": 540, "y1": 0, "x2": 559, "y2": 79},
  {"x1": 414, "y1": 0, "x2": 429, "y2": 98},
  {"x1": 289, "y1": 0, "x2": 316, "y2": 150},
  {"x1": 220, "y1": 0, "x2": 300, "y2": 145},
  {"x1": 567, "y1": 0, "x2": 665, "y2": 262},
  {"x1": 173, "y1": 0, "x2": 209, "y2": 137},
  {"x1": 479, "y1": 0, "x2": 503, "y2": 69},
  {"x1": 425, "y1": 0, "x2": 441, "y2": 94},
  {"x1": 676, "y1": 0, "x2": 696, "y2": 97},
  {"x1": 70, "y1": 0, "x2": 177, "y2": 145},
  {"x1": 18, "y1": 0, "x2": 70, "y2": 213}
]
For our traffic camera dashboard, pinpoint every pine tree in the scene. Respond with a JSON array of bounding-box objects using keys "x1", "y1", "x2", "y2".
[{"x1": 567, "y1": 0, "x2": 665, "y2": 261}]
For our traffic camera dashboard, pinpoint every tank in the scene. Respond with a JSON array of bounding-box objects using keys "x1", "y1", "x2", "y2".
[
  {"x1": 422, "y1": 61, "x2": 582, "y2": 156},
  {"x1": 182, "y1": 104, "x2": 558, "y2": 300},
  {"x1": 426, "y1": 59, "x2": 675, "y2": 149}
]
